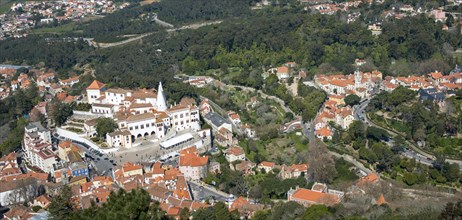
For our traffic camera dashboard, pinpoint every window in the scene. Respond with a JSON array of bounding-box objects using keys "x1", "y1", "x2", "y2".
[
  {"x1": 151, "y1": 123, "x2": 155, "y2": 126},
  {"x1": 186, "y1": 113, "x2": 189, "y2": 116},
  {"x1": 146, "y1": 123, "x2": 150, "y2": 128},
  {"x1": 141, "y1": 125, "x2": 144, "y2": 129},
  {"x1": 135, "y1": 126, "x2": 139, "y2": 129},
  {"x1": 180, "y1": 114, "x2": 183, "y2": 118}
]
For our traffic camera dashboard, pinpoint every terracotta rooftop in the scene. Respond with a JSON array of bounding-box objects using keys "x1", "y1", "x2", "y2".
[
  {"x1": 226, "y1": 146, "x2": 244, "y2": 156},
  {"x1": 277, "y1": 66, "x2": 289, "y2": 74},
  {"x1": 260, "y1": 161, "x2": 275, "y2": 168},
  {"x1": 86, "y1": 80, "x2": 106, "y2": 90},
  {"x1": 315, "y1": 127, "x2": 332, "y2": 137},
  {"x1": 179, "y1": 152, "x2": 208, "y2": 167},
  {"x1": 376, "y1": 194, "x2": 387, "y2": 205},
  {"x1": 122, "y1": 162, "x2": 143, "y2": 173},
  {"x1": 291, "y1": 188, "x2": 340, "y2": 206}
]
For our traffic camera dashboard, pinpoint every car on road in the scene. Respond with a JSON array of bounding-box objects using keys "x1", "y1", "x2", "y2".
[{"x1": 104, "y1": 158, "x2": 109, "y2": 160}]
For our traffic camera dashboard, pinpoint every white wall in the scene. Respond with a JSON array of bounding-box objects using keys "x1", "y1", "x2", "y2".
[{"x1": 56, "y1": 127, "x2": 118, "y2": 153}]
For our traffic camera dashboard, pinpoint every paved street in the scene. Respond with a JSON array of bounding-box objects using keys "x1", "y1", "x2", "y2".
[
  {"x1": 54, "y1": 136, "x2": 115, "y2": 176},
  {"x1": 188, "y1": 181, "x2": 229, "y2": 202},
  {"x1": 113, "y1": 129, "x2": 211, "y2": 164}
]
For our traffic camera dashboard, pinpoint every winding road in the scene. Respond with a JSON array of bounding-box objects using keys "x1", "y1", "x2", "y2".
[
  {"x1": 94, "y1": 19, "x2": 223, "y2": 48},
  {"x1": 353, "y1": 100, "x2": 462, "y2": 170}
]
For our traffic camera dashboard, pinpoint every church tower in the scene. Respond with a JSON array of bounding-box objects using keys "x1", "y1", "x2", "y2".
[
  {"x1": 156, "y1": 82, "x2": 167, "y2": 111},
  {"x1": 354, "y1": 68, "x2": 361, "y2": 89}
]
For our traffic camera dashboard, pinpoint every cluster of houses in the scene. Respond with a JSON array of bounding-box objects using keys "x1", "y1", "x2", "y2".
[
  {"x1": 312, "y1": 65, "x2": 462, "y2": 140},
  {"x1": 22, "y1": 120, "x2": 88, "y2": 178},
  {"x1": 0, "y1": 151, "x2": 55, "y2": 218},
  {"x1": 0, "y1": 66, "x2": 83, "y2": 102},
  {"x1": 315, "y1": 69, "x2": 383, "y2": 99},
  {"x1": 0, "y1": 0, "x2": 129, "y2": 40},
  {"x1": 305, "y1": 1, "x2": 362, "y2": 15},
  {"x1": 314, "y1": 98, "x2": 355, "y2": 140}
]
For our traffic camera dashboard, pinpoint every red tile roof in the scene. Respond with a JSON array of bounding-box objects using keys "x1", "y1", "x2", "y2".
[
  {"x1": 226, "y1": 146, "x2": 244, "y2": 156},
  {"x1": 291, "y1": 188, "x2": 340, "y2": 206},
  {"x1": 179, "y1": 153, "x2": 208, "y2": 167},
  {"x1": 87, "y1": 80, "x2": 106, "y2": 90},
  {"x1": 122, "y1": 162, "x2": 143, "y2": 173},
  {"x1": 260, "y1": 161, "x2": 275, "y2": 168},
  {"x1": 376, "y1": 194, "x2": 386, "y2": 205}
]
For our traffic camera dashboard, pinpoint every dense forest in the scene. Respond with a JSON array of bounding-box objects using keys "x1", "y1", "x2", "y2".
[
  {"x1": 79, "y1": 4, "x2": 162, "y2": 42},
  {"x1": 1, "y1": 7, "x2": 461, "y2": 89},
  {"x1": 154, "y1": 0, "x2": 257, "y2": 25}
]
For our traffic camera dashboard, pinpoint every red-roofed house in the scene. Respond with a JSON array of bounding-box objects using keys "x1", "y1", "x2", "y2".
[
  {"x1": 122, "y1": 162, "x2": 143, "y2": 177},
  {"x1": 357, "y1": 173, "x2": 379, "y2": 188},
  {"x1": 31, "y1": 194, "x2": 52, "y2": 209},
  {"x1": 227, "y1": 111, "x2": 241, "y2": 125},
  {"x1": 276, "y1": 66, "x2": 290, "y2": 80},
  {"x1": 86, "y1": 80, "x2": 107, "y2": 104},
  {"x1": 225, "y1": 146, "x2": 245, "y2": 163},
  {"x1": 315, "y1": 127, "x2": 332, "y2": 140},
  {"x1": 287, "y1": 185, "x2": 343, "y2": 207},
  {"x1": 279, "y1": 164, "x2": 309, "y2": 179},
  {"x1": 179, "y1": 148, "x2": 208, "y2": 181},
  {"x1": 257, "y1": 161, "x2": 276, "y2": 173}
]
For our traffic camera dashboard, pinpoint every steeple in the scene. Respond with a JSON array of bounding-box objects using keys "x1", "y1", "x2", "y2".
[{"x1": 156, "y1": 82, "x2": 167, "y2": 111}]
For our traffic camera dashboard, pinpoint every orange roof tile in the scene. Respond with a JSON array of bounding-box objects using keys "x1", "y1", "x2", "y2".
[
  {"x1": 86, "y1": 80, "x2": 106, "y2": 90},
  {"x1": 428, "y1": 71, "x2": 443, "y2": 79},
  {"x1": 357, "y1": 173, "x2": 379, "y2": 186},
  {"x1": 226, "y1": 146, "x2": 244, "y2": 156},
  {"x1": 260, "y1": 161, "x2": 275, "y2": 168},
  {"x1": 179, "y1": 153, "x2": 208, "y2": 167},
  {"x1": 291, "y1": 188, "x2": 340, "y2": 206},
  {"x1": 167, "y1": 207, "x2": 181, "y2": 216},
  {"x1": 277, "y1": 66, "x2": 289, "y2": 74},
  {"x1": 289, "y1": 164, "x2": 308, "y2": 171},
  {"x1": 122, "y1": 162, "x2": 143, "y2": 173},
  {"x1": 315, "y1": 127, "x2": 332, "y2": 137},
  {"x1": 231, "y1": 196, "x2": 250, "y2": 210},
  {"x1": 376, "y1": 194, "x2": 387, "y2": 205}
]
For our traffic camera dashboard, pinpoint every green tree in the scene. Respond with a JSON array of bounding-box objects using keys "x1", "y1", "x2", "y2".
[
  {"x1": 440, "y1": 199, "x2": 462, "y2": 220},
  {"x1": 344, "y1": 94, "x2": 361, "y2": 106},
  {"x1": 348, "y1": 121, "x2": 366, "y2": 140},
  {"x1": 403, "y1": 173, "x2": 417, "y2": 186},
  {"x1": 48, "y1": 185, "x2": 74, "y2": 220},
  {"x1": 193, "y1": 202, "x2": 239, "y2": 220},
  {"x1": 251, "y1": 210, "x2": 270, "y2": 220},
  {"x1": 95, "y1": 118, "x2": 117, "y2": 138},
  {"x1": 443, "y1": 162, "x2": 460, "y2": 182},
  {"x1": 367, "y1": 126, "x2": 389, "y2": 141},
  {"x1": 270, "y1": 202, "x2": 305, "y2": 220},
  {"x1": 301, "y1": 205, "x2": 333, "y2": 220}
]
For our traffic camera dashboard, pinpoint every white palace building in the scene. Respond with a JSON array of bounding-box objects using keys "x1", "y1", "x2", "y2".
[{"x1": 85, "y1": 80, "x2": 200, "y2": 148}]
